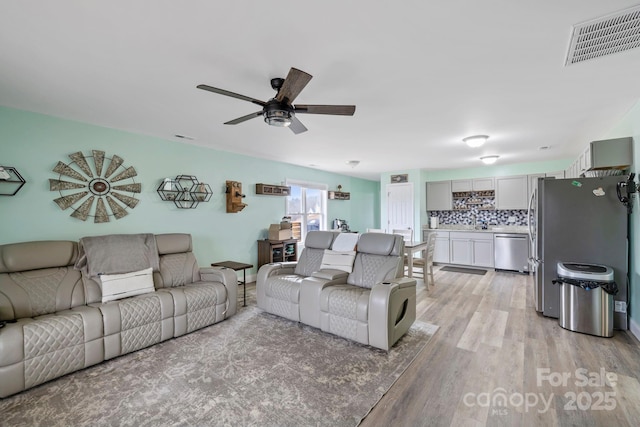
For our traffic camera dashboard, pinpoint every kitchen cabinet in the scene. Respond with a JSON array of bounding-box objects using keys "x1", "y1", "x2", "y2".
[
  {"x1": 426, "y1": 181, "x2": 452, "y2": 211},
  {"x1": 567, "y1": 137, "x2": 632, "y2": 178},
  {"x1": 451, "y1": 178, "x2": 495, "y2": 192},
  {"x1": 589, "y1": 137, "x2": 632, "y2": 170},
  {"x1": 496, "y1": 175, "x2": 528, "y2": 210},
  {"x1": 472, "y1": 237, "x2": 494, "y2": 268},
  {"x1": 425, "y1": 230, "x2": 450, "y2": 263},
  {"x1": 472, "y1": 177, "x2": 495, "y2": 191},
  {"x1": 449, "y1": 231, "x2": 494, "y2": 268},
  {"x1": 451, "y1": 180, "x2": 471, "y2": 192},
  {"x1": 450, "y1": 233, "x2": 472, "y2": 265}
]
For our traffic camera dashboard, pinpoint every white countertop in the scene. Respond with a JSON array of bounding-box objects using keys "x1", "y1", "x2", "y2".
[{"x1": 423, "y1": 225, "x2": 529, "y2": 234}]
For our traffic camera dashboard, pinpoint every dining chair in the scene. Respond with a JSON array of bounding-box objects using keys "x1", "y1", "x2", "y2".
[
  {"x1": 392, "y1": 228, "x2": 413, "y2": 242},
  {"x1": 411, "y1": 231, "x2": 436, "y2": 287}
]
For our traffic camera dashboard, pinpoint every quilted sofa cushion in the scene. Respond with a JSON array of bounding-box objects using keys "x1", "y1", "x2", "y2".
[
  {"x1": 319, "y1": 285, "x2": 370, "y2": 344},
  {"x1": 0, "y1": 305, "x2": 104, "y2": 398},
  {"x1": 98, "y1": 292, "x2": 174, "y2": 360}
]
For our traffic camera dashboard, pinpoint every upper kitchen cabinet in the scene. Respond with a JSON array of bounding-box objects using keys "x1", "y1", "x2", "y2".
[
  {"x1": 496, "y1": 175, "x2": 528, "y2": 210},
  {"x1": 567, "y1": 137, "x2": 632, "y2": 178},
  {"x1": 451, "y1": 177, "x2": 495, "y2": 192},
  {"x1": 472, "y1": 177, "x2": 495, "y2": 191},
  {"x1": 588, "y1": 137, "x2": 632, "y2": 171},
  {"x1": 426, "y1": 180, "x2": 452, "y2": 210}
]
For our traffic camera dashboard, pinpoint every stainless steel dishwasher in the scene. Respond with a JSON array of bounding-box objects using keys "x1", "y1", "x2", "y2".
[{"x1": 494, "y1": 233, "x2": 529, "y2": 273}]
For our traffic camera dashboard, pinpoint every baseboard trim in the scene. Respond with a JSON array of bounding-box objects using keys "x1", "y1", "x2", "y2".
[{"x1": 630, "y1": 317, "x2": 640, "y2": 342}]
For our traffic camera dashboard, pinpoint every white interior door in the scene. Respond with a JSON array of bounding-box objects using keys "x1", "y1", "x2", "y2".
[{"x1": 387, "y1": 183, "x2": 414, "y2": 236}]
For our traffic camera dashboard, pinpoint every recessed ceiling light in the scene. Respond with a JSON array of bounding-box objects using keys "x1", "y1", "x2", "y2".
[
  {"x1": 463, "y1": 135, "x2": 489, "y2": 148},
  {"x1": 346, "y1": 160, "x2": 360, "y2": 168},
  {"x1": 480, "y1": 155, "x2": 499, "y2": 165},
  {"x1": 174, "y1": 134, "x2": 195, "y2": 140}
]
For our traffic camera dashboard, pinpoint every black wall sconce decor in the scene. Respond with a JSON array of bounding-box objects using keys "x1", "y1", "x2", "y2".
[
  {"x1": 157, "y1": 175, "x2": 212, "y2": 209},
  {"x1": 0, "y1": 166, "x2": 26, "y2": 196},
  {"x1": 226, "y1": 180, "x2": 247, "y2": 213}
]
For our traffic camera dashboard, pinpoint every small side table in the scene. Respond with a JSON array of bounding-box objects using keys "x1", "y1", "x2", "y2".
[{"x1": 211, "y1": 261, "x2": 253, "y2": 307}]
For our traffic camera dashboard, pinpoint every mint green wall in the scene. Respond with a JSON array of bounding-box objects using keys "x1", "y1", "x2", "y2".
[
  {"x1": 605, "y1": 100, "x2": 640, "y2": 331},
  {"x1": 0, "y1": 107, "x2": 379, "y2": 275}
]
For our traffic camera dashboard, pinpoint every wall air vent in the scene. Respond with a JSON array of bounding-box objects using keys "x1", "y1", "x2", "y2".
[{"x1": 565, "y1": 5, "x2": 640, "y2": 66}]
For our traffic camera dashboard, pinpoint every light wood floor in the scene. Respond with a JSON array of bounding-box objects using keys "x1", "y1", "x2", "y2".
[{"x1": 245, "y1": 266, "x2": 640, "y2": 426}]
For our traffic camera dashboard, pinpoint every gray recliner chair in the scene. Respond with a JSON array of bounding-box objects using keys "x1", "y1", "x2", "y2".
[
  {"x1": 319, "y1": 233, "x2": 416, "y2": 350},
  {"x1": 257, "y1": 231, "x2": 339, "y2": 321}
]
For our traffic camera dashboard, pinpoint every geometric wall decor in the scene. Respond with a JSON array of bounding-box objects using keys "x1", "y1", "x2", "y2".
[
  {"x1": 49, "y1": 150, "x2": 141, "y2": 222},
  {"x1": 157, "y1": 175, "x2": 212, "y2": 209}
]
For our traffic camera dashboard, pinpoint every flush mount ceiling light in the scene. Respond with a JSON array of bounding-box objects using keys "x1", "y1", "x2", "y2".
[
  {"x1": 480, "y1": 155, "x2": 499, "y2": 165},
  {"x1": 463, "y1": 135, "x2": 489, "y2": 148},
  {"x1": 346, "y1": 160, "x2": 360, "y2": 168}
]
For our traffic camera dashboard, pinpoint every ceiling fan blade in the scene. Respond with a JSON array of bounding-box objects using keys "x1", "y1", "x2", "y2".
[
  {"x1": 276, "y1": 68, "x2": 312, "y2": 104},
  {"x1": 224, "y1": 111, "x2": 263, "y2": 125},
  {"x1": 289, "y1": 116, "x2": 308, "y2": 134},
  {"x1": 197, "y1": 84, "x2": 266, "y2": 107},
  {"x1": 294, "y1": 104, "x2": 356, "y2": 116}
]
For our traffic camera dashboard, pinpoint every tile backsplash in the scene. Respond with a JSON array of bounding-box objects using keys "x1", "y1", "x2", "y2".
[{"x1": 428, "y1": 209, "x2": 529, "y2": 226}]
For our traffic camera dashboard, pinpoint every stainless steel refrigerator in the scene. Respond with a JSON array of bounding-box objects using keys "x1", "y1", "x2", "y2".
[{"x1": 529, "y1": 176, "x2": 629, "y2": 330}]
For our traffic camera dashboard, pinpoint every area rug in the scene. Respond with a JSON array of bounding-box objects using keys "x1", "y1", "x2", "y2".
[
  {"x1": 0, "y1": 306, "x2": 438, "y2": 427},
  {"x1": 440, "y1": 266, "x2": 487, "y2": 275}
]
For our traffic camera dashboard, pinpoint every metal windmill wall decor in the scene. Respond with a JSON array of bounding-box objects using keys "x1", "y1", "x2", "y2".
[{"x1": 49, "y1": 150, "x2": 141, "y2": 222}]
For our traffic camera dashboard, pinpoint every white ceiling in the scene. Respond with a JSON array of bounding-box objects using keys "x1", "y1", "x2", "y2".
[{"x1": 1, "y1": 1, "x2": 640, "y2": 180}]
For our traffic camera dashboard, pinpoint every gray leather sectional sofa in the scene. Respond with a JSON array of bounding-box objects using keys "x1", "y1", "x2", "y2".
[
  {"x1": 257, "y1": 231, "x2": 416, "y2": 350},
  {"x1": 0, "y1": 233, "x2": 237, "y2": 398}
]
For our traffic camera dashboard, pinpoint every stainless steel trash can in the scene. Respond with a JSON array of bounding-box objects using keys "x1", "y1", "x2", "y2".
[{"x1": 556, "y1": 262, "x2": 615, "y2": 338}]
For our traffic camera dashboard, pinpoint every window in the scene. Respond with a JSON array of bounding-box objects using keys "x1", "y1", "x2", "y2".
[{"x1": 285, "y1": 180, "x2": 328, "y2": 242}]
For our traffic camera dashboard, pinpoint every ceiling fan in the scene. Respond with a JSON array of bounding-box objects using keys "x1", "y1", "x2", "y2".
[{"x1": 197, "y1": 67, "x2": 356, "y2": 134}]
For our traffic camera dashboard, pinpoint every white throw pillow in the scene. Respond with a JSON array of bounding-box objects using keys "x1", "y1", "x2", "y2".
[
  {"x1": 320, "y1": 250, "x2": 357, "y2": 273},
  {"x1": 99, "y1": 267, "x2": 155, "y2": 303}
]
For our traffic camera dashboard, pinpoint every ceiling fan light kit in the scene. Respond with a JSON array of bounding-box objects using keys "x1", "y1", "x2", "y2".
[
  {"x1": 263, "y1": 101, "x2": 293, "y2": 127},
  {"x1": 463, "y1": 135, "x2": 489, "y2": 148},
  {"x1": 197, "y1": 67, "x2": 355, "y2": 134}
]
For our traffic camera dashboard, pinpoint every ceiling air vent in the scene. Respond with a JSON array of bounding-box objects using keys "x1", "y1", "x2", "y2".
[{"x1": 565, "y1": 5, "x2": 640, "y2": 65}]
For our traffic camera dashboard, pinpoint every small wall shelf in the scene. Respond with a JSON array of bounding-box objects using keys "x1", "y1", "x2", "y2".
[
  {"x1": 328, "y1": 191, "x2": 350, "y2": 200},
  {"x1": 255, "y1": 183, "x2": 291, "y2": 196},
  {"x1": 452, "y1": 190, "x2": 494, "y2": 210},
  {"x1": 0, "y1": 166, "x2": 26, "y2": 196}
]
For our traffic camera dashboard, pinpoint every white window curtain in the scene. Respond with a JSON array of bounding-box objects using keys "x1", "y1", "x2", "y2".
[{"x1": 285, "y1": 179, "x2": 328, "y2": 243}]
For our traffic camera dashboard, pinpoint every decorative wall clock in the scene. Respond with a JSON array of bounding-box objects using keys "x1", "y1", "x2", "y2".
[{"x1": 49, "y1": 150, "x2": 141, "y2": 222}]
